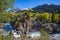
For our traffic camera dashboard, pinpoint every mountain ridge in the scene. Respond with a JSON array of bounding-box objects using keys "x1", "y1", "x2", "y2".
[{"x1": 32, "y1": 4, "x2": 60, "y2": 13}]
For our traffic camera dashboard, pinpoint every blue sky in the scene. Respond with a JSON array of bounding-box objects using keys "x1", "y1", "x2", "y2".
[{"x1": 14, "y1": 0, "x2": 60, "y2": 9}]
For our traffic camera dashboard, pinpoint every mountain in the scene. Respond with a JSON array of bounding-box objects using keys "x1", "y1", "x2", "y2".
[
  {"x1": 8, "y1": 8, "x2": 21, "y2": 13},
  {"x1": 32, "y1": 4, "x2": 60, "y2": 13},
  {"x1": 8, "y1": 8, "x2": 30, "y2": 13}
]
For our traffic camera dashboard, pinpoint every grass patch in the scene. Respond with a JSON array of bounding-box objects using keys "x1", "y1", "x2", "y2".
[{"x1": 0, "y1": 33, "x2": 14, "y2": 40}]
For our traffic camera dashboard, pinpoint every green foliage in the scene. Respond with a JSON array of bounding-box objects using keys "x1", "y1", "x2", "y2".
[
  {"x1": 0, "y1": 34, "x2": 14, "y2": 40},
  {"x1": 0, "y1": 12, "x2": 60, "y2": 23},
  {"x1": 0, "y1": 0, "x2": 14, "y2": 13},
  {"x1": 0, "y1": 13, "x2": 16, "y2": 23}
]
